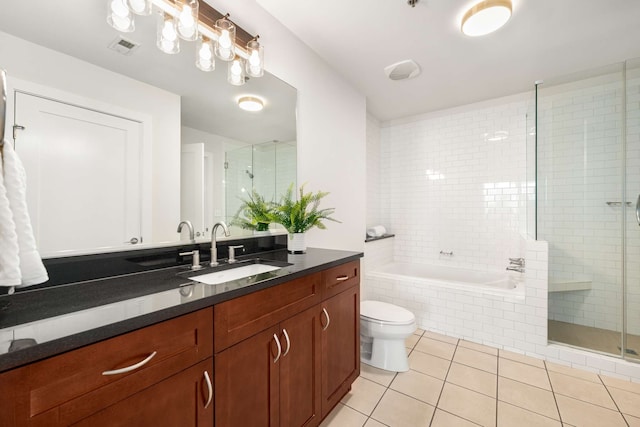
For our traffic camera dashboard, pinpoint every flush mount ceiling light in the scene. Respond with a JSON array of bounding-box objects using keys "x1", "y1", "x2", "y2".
[
  {"x1": 461, "y1": 0, "x2": 512, "y2": 37},
  {"x1": 237, "y1": 96, "x2": 264, "y2": 112}
]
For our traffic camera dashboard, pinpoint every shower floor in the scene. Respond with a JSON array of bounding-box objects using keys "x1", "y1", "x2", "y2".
[{"x1": 548, "y1": 320, "x2": 640, "y2": 359}]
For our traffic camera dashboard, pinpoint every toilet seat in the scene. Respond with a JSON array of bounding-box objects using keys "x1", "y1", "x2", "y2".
[{"x1": 361, "y1": 300, "x2": 415, "y2": 325}]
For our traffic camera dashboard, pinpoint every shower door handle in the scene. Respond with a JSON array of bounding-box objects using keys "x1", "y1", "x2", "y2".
[{"x1": 636, "y1": 194, "x2": 640, "y2": 226}]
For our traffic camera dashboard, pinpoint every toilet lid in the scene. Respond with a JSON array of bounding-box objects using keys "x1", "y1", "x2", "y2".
[{"x1": 361, "y1": 300, "x2": 415, "y2": 324}]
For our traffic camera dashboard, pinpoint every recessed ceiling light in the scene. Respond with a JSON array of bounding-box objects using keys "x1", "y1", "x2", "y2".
[
  {"x1": 461, "y1": 0, "x2": 512, "y2": 37},
  {"x1": 237, "y1": 96, "x2": 264, "y2": 112}
]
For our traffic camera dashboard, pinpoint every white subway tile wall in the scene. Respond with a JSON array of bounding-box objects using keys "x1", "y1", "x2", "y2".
[
  {"x1": 364, "y1": 84, "x2": 640, "y2": 381},
  {"x1": 379, "y1": 97, "x2": 529, "y2": 272}
]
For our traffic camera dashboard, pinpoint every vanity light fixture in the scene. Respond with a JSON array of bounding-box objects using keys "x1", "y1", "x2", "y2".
[
  {"x1": 107, "y1": 0, "x2": 265, "y2": 84},
  {"x1": 245, "y1": 36, "x2": 264, "y2": 78},
  {"x1": 125, "y1": 0, "x2": 152, "y2": 16},
  {"x1": 228, "y1": 57, "x2": 246, "y2": 86},
  {"x1": 157, "y1": 12, "x2": 180, "y2": 54},
  {"x1": 175, "y1": 0, "x2": 199, "y2": 41},
  {"x1": 196, "y1": 36, "x2": 215, "y2": 71},
  {"x1": 214, "y1": 14, "x2": 236, "y2": 61},
  {"x1": 237, "y1": 96, "x2": 264, "y2": 112},
  {"x1": 461, "y1": 0, "x2": 512, "y2": 37},
  {"x1": 107, "y1": 0, "x2": 135, "y2": 32}
]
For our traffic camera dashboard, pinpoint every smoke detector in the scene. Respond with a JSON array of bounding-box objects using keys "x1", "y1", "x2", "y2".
[
  {"x1": 108, "y1": 36, "x2": 140, "y2": 56},
  {"x1": 384, "y1": 59, "x2": 421, "y2": 81}
]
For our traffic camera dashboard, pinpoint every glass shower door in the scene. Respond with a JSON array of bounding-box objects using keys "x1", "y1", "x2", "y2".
[{"x1": 625, "y1": 58, "x2": 640, "y2": 361}]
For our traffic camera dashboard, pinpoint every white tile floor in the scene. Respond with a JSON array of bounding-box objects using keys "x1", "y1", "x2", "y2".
[{"x1": 320, "y1": 329, "x2": 640, "y2": 427}]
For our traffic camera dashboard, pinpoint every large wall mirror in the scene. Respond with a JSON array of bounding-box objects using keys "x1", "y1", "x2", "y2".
[{"x1": 0, "y1": 0, "x2": 296, "y2": 257}]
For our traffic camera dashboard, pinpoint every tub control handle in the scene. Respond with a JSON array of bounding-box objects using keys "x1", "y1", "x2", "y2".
[
  {"x1": 203, "y1": 371, "x2": 213, "y2": 409},
  {"x1": 102, "y1": 351, "x2": 157, "y2": 376},
  {"x1": 282, "y1": 329, "x2": 291, "y2": 357},
  {"x1": 321, "y1": 308, "x2": 331, "y2": 331},
  {"x1": 272, "y1": 334, "x2": 282, "y2": 363},
  {"x1": 336, "y1": 275, "x2": 349, "y2": 281}
]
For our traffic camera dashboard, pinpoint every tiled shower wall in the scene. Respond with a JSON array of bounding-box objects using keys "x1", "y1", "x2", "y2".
[
  {"x1": 540, "y1": 71, "x2": 640, "y2": 335},
  {"x1": 379, "y1": 94, "x2": 530, "y2": 272}
]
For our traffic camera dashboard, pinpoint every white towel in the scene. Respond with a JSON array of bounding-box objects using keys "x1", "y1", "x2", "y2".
[
  {"x1": 366, "y1": 225, "x2": 387, "y2": 238},
  {"x1": 0, "y1": 141, "x2": 48, "y2": 294}
]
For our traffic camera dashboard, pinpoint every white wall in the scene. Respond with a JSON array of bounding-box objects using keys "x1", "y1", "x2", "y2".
[
  {"x1": 377, "y1": 94, "x2": 530, "y2": 272},
  {"x1": 0, "y1": 30, "x2": 181, "y2": 244},
  {"x1": 208, "y1": 0, "x2": 367, "y2": 252},
  {"x1": 366, "y1": 113, "x2": 382, "y2": 228}
]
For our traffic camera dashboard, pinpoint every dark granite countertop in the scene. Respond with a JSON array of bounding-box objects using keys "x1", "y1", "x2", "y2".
[{"x1": 0, "y1": 247, "x2": 362, "y2": 373}]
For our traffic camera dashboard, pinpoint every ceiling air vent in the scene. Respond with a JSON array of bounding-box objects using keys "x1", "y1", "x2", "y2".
[
  {"x1": 384, "y1": 59, "x2": 421, "y2": 81},
  {"x1": 108, "y1": 36, "x2": 140, "y2": 56}
]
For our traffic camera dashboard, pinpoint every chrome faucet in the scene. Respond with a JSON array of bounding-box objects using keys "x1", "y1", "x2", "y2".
[
  {"x1": 210, "y1": 221, "x2": 230, "y2": 266},
  {"x1": 228, "y1": 245, "x2": 244, "y2": 264},
  {"x1": 177, "y1": 220, "x2": 195, "y2": 243}
]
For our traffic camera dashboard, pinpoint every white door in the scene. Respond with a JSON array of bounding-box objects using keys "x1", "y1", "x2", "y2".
[
  {"x1": 14, "y1": 92, "x2": 142, "y2": 255},
  {"x1": 180, "y1": 143, "x2": 205, "y2": 238}
]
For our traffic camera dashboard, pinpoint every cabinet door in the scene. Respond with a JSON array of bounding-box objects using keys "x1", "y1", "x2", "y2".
[
  {"x1": 72, "y1": 358, "x2": 213, "y2": 427},
  {"x1": 321, "y1": 285, "x2": 360, "y2": 417},
  {"x1": 280, "y1": 306, "x2": 322, "y2": 427},
  {"x1": 215, "y1": 326, "x2": 281, "y2": 427}
]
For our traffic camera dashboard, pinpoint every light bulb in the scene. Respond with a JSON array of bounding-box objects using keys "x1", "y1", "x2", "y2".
[
  {"x1": 199, "y1": 44, "x2": 212, "y2": 60},
  {"x1": 249, "y1": 50, "x2": 260, "y2": 66},
  {"x1": 161, "y1": 39, "x2": 176, "y2": 52},
  {"x1": 127, "y1": 0, "x2": 146, "y2": 14},
  {"x1": 162, "y1": 20, "x2": 177, "y2": 41},
  {"x1": 110, "y1": 0, "x2": 129, "y2": 17},
  {"x1": 230, "y1": 60, "x2": 242, "y2": 75},
  {"x1": 219, "y1": 30, "x2": 231, "y2": 48},
  {"x1": 179, "y1": 6, "x2": 194, "y2": 27},
  {"x1": 112, "y1": 14, "x2": 132, "y2": 30}
]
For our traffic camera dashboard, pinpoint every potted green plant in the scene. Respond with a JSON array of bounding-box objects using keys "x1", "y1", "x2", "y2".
[
  {"x1": 270, "y1": 184, "x2": 339, "y2": 253},
  {"x1": 231, "y1": 190, "x2": 274, "y2": 233}
]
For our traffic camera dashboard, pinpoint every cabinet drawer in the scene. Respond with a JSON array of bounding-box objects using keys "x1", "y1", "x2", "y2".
[
  {"x1": 322, "y1": 261, "x2": 360, "y2": 299},
  {"x1": 214, "y1": 272, "x2": 322, "y2": 352},
  {"x1": 2, "y1": 307, "x2": 213, "y2": 426}
]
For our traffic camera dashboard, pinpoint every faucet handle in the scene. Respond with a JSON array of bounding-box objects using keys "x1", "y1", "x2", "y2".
[
  {"x1": 179, "y1": 250, "x2": 202, "y2": 270},
  {"x1": 509, "y1": 257, "x2": 525, "y2": 265},
  {"x1": 228, "y1": 245, "x2": 245, "y2": 264}
]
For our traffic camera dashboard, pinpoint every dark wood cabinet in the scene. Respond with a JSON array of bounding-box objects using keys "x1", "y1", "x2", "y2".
[
  {"x1": 214, "y1": 260, "x2": 360, "y2": 427},
  {"x1": 320, "y1": 283, "x2": 360, "y2": 417},
  {"x1": 0, "y1": 308, "x2": 213, "y2": 426}
]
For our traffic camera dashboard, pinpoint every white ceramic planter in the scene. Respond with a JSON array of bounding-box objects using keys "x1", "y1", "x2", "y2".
[{"x1": 288, "y1": 232, "x2": 306, "y2": 254}]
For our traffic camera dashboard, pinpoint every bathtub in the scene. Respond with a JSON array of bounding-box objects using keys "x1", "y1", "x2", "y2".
[
  {"x1": 364, "y1": 261, "x2": 525, "y2": 343},
  {"x1": 370, "y1": 262, "x2": 518, "y2": 292}
]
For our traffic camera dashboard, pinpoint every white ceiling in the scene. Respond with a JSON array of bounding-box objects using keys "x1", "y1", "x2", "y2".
[
  {"x1": 257, "y1": 0, "x2": 640, "y2": 121},
  {"x1": 0, "y1": 0, "x2": 297, "y2": 144}
]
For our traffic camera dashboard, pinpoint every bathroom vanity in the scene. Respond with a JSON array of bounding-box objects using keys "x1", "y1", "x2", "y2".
[{"x1": 0, "y1": 248, "x2": 361, "y2": 427}]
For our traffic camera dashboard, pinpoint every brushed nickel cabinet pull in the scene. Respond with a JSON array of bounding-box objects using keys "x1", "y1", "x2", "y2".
[
  {"x1": 282, "y1": 329, "x2": 291, "y2": 357},
  {"x1": 273, "y1": 334, "x2": 282, "y2": 363},
  {"x1": 203, "y1": 371, "x2": 213, "y2": 409},
  {"x1": 336, "y1": 275, "x2": 349, "y2": 281},
  {"x1": 102, "y1": 351, "x2": 157, "y2": 376},
  {"x1": 321, "y1": 308, "x2": 331, "y2": 331}
]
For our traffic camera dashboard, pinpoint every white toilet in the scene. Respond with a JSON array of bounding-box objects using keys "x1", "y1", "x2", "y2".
[{"x1": 360, "y1": 300, "x2": 417, "y2": 372}]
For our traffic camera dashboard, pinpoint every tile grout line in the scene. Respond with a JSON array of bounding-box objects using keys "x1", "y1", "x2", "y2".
[
  {"x1": 543, "y1": 360, "x2": 565, "y2": 425},
  {"x1": 428, "y1": 338, "x2": 458, "y2": 427},
  {"x1": 597, "y1": 374, "x2": 631, "y2": 427}
]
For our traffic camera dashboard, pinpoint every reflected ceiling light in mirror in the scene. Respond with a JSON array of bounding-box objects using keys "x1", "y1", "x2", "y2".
[
  {"x1": 246, "y1": 37, "x2": 264, "y2": 77},
  {"x1": 125, "y1": 0, "x2": 152, "y2": 15},
  {"x1": 157, "y1": 12, "x2": 180, "y2": 54},
  {"x1": 461, "y1": 0, "x2": 512, "y2": 36},
  {"x1": 215, "y1": 15, "x2": 236, "y2": 61},
  {"x1": 175, "y1": 0, "x2": 198, "y2": 41},
  {"x1": 237, "y1": 96, "x2": 264, "y2": 112},
  {"x1": 196, "y1": 36, "x2": 215, "y2": 71},
  {"x1": 228, "y1": 58, "x2": 246, "y2": 86},
  {"x1": 107, "y1": 0, "x2": 135, "y2": 32}
]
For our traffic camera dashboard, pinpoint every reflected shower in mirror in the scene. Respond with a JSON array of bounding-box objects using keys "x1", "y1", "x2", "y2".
[{"x1": 0, "y1": 0, "x2": 296, "y2": 257}]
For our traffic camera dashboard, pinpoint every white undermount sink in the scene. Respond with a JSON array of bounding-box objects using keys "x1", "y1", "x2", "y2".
[{"x1": 189, "y1": 263, "x2": 282, "y2": 285}]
